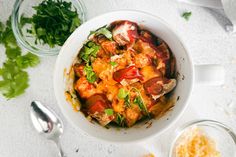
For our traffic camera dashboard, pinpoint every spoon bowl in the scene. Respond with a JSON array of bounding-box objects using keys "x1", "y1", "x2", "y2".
[{"x1": 30, "y1": 101, "x2": 65, "y2": 157}]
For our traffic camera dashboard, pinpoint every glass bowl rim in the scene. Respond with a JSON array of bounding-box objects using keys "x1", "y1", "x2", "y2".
[
  {"x1": 168, "y1": 119, "x2": 236, "y2": 157},
  {"x1": 11, "y1": 0, "x2": 87, "y2": 56}
]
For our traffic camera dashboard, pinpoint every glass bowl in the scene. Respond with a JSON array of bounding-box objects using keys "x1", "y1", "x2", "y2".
[
  {"x1": 169, "y1": 120, "x2": 236, "y2": 157},
  {"x1": 11, "y1": 0, "x2": 86, "y2": 56}
]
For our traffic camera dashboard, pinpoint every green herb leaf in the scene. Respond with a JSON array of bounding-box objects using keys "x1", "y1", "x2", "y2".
[
  {"x1": 16, "y1": 52, "x2": 40, "y2": 69},
  {"x1": 0, "y1": 60, "x2": 29, "y2": 99},
  {"x1": 26, "y1": 0, "x2": 81, "y2": 47},
  {"x1": 124, "y1": 94, "x2": 131, "y2": 107},
  {"x1": 117, "y1": 88, "x2": 129, "y2": 99},
  {"x1": 70, "y1": 16, "x2": 81, "y2": 32},
  {"x1": 0, "y1": 21, "x2": 4, "y2": 43},
  {"x1": 134, "y1": 96, "x2": 145, "y2": 111},
  {"x1": 110, "y1": 61, "x2": 117, "y2": 67},
  {"x1": 182, "y1": 11, "x2": 192, "y2": 21},
  {"x1": 20, "y1": 15, "x2": 32, "y2": 28},
  {"x1": 116, "y1": 113, "x2": 125, "y2": 126},
  {"x1": 90, "y1": 27, "x2": 112, "y2": 39},
  {"x1": 0, "y1": 16, "x2": 40, "y2": 99},
  {"x1": 5, "y1": 47, "x2": 22, "y2": 59},
  {"x1": 105, "y1": 109, "x2": 114, "y2": 116},
  {"x1": 84, "y1": 65, "x2": 97, "y2": 83},
  {"x1": 80, "y1": 41, "x2": 100, "y2": 63},
  {"x1": 131, "y1": 88, "x2": 150, "y2": 117}
]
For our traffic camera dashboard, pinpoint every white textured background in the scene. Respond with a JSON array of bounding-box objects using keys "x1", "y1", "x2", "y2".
[{"x1": 1, "y1": 0, "x2": 236, "y2": 157}]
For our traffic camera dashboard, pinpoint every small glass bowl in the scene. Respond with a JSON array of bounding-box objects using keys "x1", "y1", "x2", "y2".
[
  {"x1": 169, "y1": 120, "x2": 236, "y2": 157},
  {"x1": 11, "y1": 0, "x2": 86, "y2": 56}
]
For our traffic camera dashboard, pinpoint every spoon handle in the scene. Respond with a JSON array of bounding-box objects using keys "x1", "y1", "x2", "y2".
[{"x1": 54, "y1": 139, "x2": 66, "y2": 157}]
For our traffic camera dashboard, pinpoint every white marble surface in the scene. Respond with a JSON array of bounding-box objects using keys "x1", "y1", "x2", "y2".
[{"x1": 1, "y1": 0, "x2": 236, "y2": 157}]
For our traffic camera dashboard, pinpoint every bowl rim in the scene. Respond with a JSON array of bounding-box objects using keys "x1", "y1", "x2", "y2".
[
  {"x1": 11, "y1": 0, "x2": 87, "y2": 57},
  {"x1": 168, "y1": 119, "x2": 236, "y2": 157},
  {"x1": 53, "y1": 9, "x2": 194, "y2": 143}
]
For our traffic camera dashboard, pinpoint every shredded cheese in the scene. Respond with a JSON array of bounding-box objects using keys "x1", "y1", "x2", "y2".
[
  {"x1": 143, "y1": 153, "x2": 155, "y2": 157},
  {"x1": 174, "y1": 127, "x2": 221, "y2": 157}
]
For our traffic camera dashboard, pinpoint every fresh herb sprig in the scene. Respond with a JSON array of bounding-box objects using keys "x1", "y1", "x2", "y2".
[
  {"x1": 131, "y1": 88, "x2": 150, "y2": 117},
  {"x1": 89, "y1": 27, "x2": 112, "y2": 40},
  {"x1": 79, "y1": 41, "x2": 100, "y2": 83},
  {"x1": 182, "y1": 11, "x2": 192, "y2": 21},
  {"x1": 80, "y1": 41, "x2": 100, "y2": 63},
  {"x1": 116, "y1": 113, "x2": 125, "y2": 126},
  {"x1": 84, "y1": 64, "x2": 97, "y2": 83},
  {"x1": 25, "y1": 0, "x2": 81, "y2": 47},
  {"x1": 0, "y1": 17, "x2": 40, "y2": 99},
  {"x1": 118, "y1": 88, "x2": 131, "y2": 107}
]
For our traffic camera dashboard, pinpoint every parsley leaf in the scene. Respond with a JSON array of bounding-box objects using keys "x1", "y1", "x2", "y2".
[
  {"x1": 90, "y1": 27, "x2": 112, "y2": 39},
  {"x1": 16, "y1": 52, "x2": 40, "y2": 69},
  {"x1": 6, "y1": 47, "x2": 22, "y2": 59},
  {"x1": 118, "y1": 88, "x2": 130, "y2": 107},
  {"x1": 182, "y1": 11, "x2": 192, "y2": 21},
  {"x1": 84, "y1": 65, "x2": 97, "y2": 83},
  {"x1": 0, "y1": 16, "x2": 40, "y2": 99},
  {"x1": 0, "y1": 61, "x2": 29, "y2": 99},
  {"x1": 117, "y1": 88, "x2": 129, "y2": 99},
  {"x1": 80, "y1": 41, "x2": 100, "y2": 63},
  {"x1": 0, "y1": 21, "x2": 4, "y2": 43},
  {"x1": 25, "y1": 0, "x2": 81, "y2": 47},
  {"x1": 110, "y1": 61, "x2": 117, "y2": 67},
  {"x1": 105, "y1": 109, "x2": 114, "y2": 116},
  {"x1": 20, "y1": 15, "x2": 32, "y2": 28}
]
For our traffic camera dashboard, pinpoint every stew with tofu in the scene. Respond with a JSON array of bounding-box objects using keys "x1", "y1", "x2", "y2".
[{"x1": 68, "y1": 20, "x2": 177, "y2": 127}]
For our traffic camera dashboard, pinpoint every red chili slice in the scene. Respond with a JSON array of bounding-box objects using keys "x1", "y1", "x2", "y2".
[
  {"x1": 86, "y1": 94, "x2": 109, "y2": 114},
  {"x1": 113, "y1": 66, "x2": 143, "y2": 82},
  {"x1": 144, "y1": 77, "x2": 163, "y2": 95}
]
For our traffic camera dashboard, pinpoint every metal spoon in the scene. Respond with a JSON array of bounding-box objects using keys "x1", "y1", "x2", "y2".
[{"x1": 30, "y1": 101, "x2": 65, "y2": 157}]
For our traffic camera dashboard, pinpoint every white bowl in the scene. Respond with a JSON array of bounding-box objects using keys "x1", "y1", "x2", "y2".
[{"x1": 54, "y1": 10, "x2": 194, "y2": 143}]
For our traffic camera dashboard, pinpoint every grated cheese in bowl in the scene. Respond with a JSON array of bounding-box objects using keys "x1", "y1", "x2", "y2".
[{"x1": 174, "y1": 127, "x2": 221, "y2": 157}]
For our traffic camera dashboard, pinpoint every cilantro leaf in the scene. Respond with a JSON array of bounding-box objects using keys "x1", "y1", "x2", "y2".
[
  {"x1": 124, "y1": 94, "x2": 131, "y2": 107},
  {"x1": 84, "y1": 65, "x2": 97, "y2": 83},
  {"x1": 105, "y1": 109, "x2": 114, "y2": 116},
  {"x1": 132, "y1": 88, "x2": 150, "y2": 117},
  {"x1": 16, "y1": 52, "x2": 40, "y2": 69},
  {"x1": 0, "y1": 16, "x2": 40, "y2": 99},
  {"x1": 116, "y1": 113, "x2": 125, "y2": 126},
  {"x1": 134, "y1": 95, "x2": 149, "y2": 117},
  {"x1": 1, "y1": 60, "x2": 21, "y2": 80},
  {"x1": 117, "y1": 88, "x2": 129, "y2": 99},
  {"x1": 80, "y1": 41, "x2": 100, "y2": 63},
  {"x1": 0, "y1": 61, "x2": 29, "y2": 99},
  {"x1": 20, "y1": 15, "x2": 32, "y2": 28},
  {"x1": 110, "y1": 61, "x2": 117, "y2": 67},
  {"x1": 25, "y1": 0, "x2": 81, "y2": 47},
  {"x1": 90, "y1": 27, "x2": 112, "y2": 39},
  {"x1": 182, "y1": 11, "x2": 192, "y2": 21},
  {"x1": 0, "y1": 21, "x2": 4, "y2": 43},
  {"x1": 70, "y1": 16, "x2": 81, "y2": 32},
  {"x1": 6, "y1": 47, "x2": 22, "y2": 59}
]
